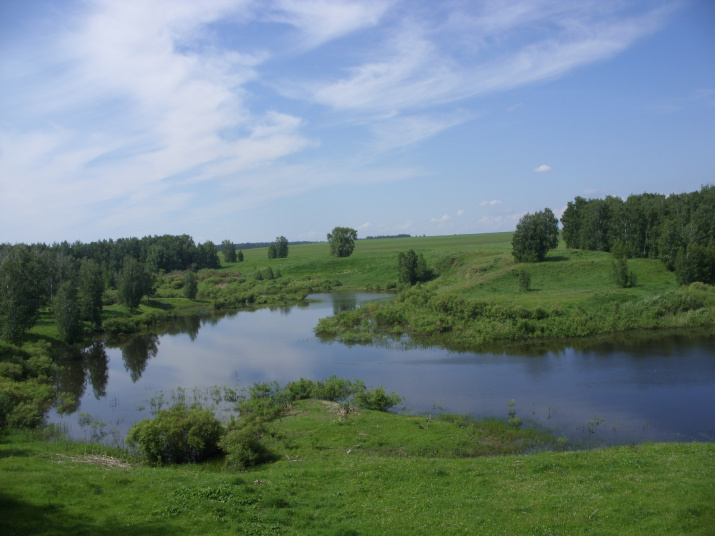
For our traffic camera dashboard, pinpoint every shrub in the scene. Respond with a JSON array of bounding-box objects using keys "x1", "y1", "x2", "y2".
[
  {"x1": 284, "y1": 378, "x2": 317, "y2": 400},
  {"x1": 517, "y1": 269, "x2": 531, "y2": 292},
  {"x1": 126, "y1": 404, "x2": 224, "y2": 464},
  {"x1": 314, "y1": 376, "x2": 357, "y2": 402},
  {"x1": 219, "y1": 424, "x2": 274, "y2": 470},
  {"x1": 353, "y1": 385, "x2": 403, "y2": 412}
]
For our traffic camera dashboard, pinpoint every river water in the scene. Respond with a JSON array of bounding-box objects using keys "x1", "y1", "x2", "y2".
[{"x1": 49, "y1": 292, "x2": 715, "y2": 446}]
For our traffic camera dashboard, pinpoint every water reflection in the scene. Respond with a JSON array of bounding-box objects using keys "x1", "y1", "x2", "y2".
[
  {"x1": 120, "y1": 334, "x2": 159, "y2": 382},
  {"x1": 55, "y1": 343, "x2": 109, "y2": 413},
  {"x1": 50, "y1": 293, "x2": 715, "y2": 445}
]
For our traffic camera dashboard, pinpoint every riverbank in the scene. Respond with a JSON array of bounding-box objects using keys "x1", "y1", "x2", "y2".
[{"x1": 2, "y1": 400, "x2": 713, "y2": 535}]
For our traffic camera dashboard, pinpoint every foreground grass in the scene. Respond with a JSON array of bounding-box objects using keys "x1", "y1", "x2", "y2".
[{"x1": 2, "y1": 401, "x2": 713, "y2": 535}]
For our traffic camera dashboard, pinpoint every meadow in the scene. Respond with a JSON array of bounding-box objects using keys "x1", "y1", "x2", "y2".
[{"x1": 2, "y1": 401, "x2": 713, "y2": 535}]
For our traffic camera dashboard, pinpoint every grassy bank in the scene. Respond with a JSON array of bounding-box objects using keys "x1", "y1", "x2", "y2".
[{"x1": 2, "y1": 400, "x2": 713, "y2": 535}]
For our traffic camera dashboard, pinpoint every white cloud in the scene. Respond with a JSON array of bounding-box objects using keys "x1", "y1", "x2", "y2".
[
  {"x1": 369, "y1": 112, "x2": 471, "y2": 151},
  {"x1": 431, "y1": 214, "x2": 451, "y2": 223},
  {"x1": 360, "y1": 221, "x2": 371, "y2": 229},
  {"x1": 457, "y1": 209, "x2": 465, "y2": 216},
  {"x1": 480, "y1": 199, "x2": 502, "y2": 206},
  {"x1": 267, "y1": 0, "x2": 390, "y2": 50},
  {"x1": 305, "y1": 2, "x2": 671, "y2": 116},
  {"x1": 533, "y1": 164, "x2": 553, "y2": 173},
  {"x1": 507, "y1": 102, "x2": 523, "y2": 112}
]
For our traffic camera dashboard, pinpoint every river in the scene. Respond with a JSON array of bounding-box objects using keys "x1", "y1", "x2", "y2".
[{"x1": 49, "y1": 292, "x2": 715, "y2": 446}]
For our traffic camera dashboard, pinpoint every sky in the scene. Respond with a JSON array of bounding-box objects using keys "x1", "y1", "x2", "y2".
[{"x1": 1, "y1": 0, "x2": 713, "y2": 245}]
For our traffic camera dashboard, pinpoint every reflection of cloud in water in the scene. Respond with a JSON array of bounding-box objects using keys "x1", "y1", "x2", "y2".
[{"x1": 49, "y1": 294, "x2": 715, "y2": 445}]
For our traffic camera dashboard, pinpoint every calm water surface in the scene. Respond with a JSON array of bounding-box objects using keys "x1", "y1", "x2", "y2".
[{"x1": 49, "y1": 293, "x2": 715, "y2": 445}]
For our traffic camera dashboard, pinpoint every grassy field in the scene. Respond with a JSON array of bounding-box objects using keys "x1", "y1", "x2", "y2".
[{"x1": 2, "y1": 400, "x2": 713, "y2": 535}]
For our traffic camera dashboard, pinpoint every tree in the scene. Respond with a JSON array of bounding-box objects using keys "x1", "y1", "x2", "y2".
[
  {"x1": 267, "y1": 244, "x2": 277, "y2": 259},
  {"x1": 512, "y1": 208, "x2": 559, "y2": 263},
  {"x1": 195, "y1": 241, "x2": 221, "y2": 269},
  {"x1": 53, "y1": 280, "x2": 83, "y2": 343},
  {"x1": 398, "y1": 250, "x2": 418, "y2": 285},
  {"x1": 183, "y1": 269, "x2": 198, "y2": 299},
  {"x1": 117, "y1": 257, "x2": 154, "y2": 311},
  {"x1": 221, "y1": 240, "x2": 237, "y2": 263},
  {"x1": 274, "y1": 236, "x2": 289, "y2": 258},
  {"x1": 78, "y1": 259, "x2": 104, "y2": 328},
  {"x1": 327, "y1": 227, "x2": 358, "y2": 258},
  {"x1": 398, "y1": 250, "x2": 430, "y2": 286},
  {"x1": 610, "y1": 240, "x2": 637, "y2": 288},
  {"x1": 237, "y1": 250, "x2": 244, "y2": 262},
  {"x1": 560, "y1": 196, "x2": 587, "y2": 249},
  {"x1": 0, "y1": 245, "x2": 43, "y2": 344}
]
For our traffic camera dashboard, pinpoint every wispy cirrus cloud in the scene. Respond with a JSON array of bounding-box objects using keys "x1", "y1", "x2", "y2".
[{"x1": 0, "y1": 0, "x2": 682, "y2": 243}]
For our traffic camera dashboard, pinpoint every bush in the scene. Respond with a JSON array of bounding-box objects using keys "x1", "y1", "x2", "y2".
[
  {"x1": 353, "y1": 385, "x2": 403, "y2": 412},
  {"x1": 517, "y1": 269, "x2": 531, "y2": 292},
  {"x1": 219, "y1": 424, "x2": 274, "y2": 470},
  {"x1": 126, "y1": 404, "x2": 224, "y2": 464},
  {"x1": 0, "y1": 342, "x2": 56, "y2": 429},
  {"x1": 314, "y1": 376, "x2": 357, "y2": 402}
]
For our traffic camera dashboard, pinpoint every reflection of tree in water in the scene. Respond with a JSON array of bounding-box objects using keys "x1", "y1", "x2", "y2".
[
  {"x1": 54, "y1": 349, "x2": 86, "y2": 414},
  {"x1": 121, "y1": 334, "x2": 159, "y2": 382},
  {"x1": 82, "y1": 343, "x2": 109, "y2": 398},
  {"x1": 332, "y1": 294, "x2": 358, "y2": 314},
  {"x1": 162, "y1": 316, "x2": 202, "y2": 341},
  {"x1": 54, "y1": 343, "x2": 111, "y2": 413}
]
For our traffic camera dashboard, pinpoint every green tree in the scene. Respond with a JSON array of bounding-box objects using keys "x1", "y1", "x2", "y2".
[
  {"x1": 327, "y1": 227, "x2": 358, "y2": 258},
  {"x1": 183, "y1": 269, "x2": 198, "y2": 299},
  {"x1": 78, "y1": 259, "x2": 104, "y2": 328},
  {"x1": 675, "y1": 242, "x2": 715, "y2": 285},
  {"x1": 274, "y1": 236, "x2": 289, "y2": 258},
  {"x1": 560, "y1": 196, "x2": 587, "y2": 249},
  {"x1": 267, "y1": 244, "x2": 277, "y2": 259},
  {"x1": 195, "y1": 241, "x2": 221, "y2": 269},
  {"x1": 53, "y1": 280, "x2": 83, "y2": 343},
  {"x1": 237, "y1": 250, "x2": 244, "y2": 262},
  {"x1": 117, "y1": 257, "x2": 154, "y2": 311},
  {"x1": 398, "y1": 250, "x2": 431, "y2": 286},
  {"x1": 610, "y1": 240, "x2": 637, "y2": 288},
  {"x1": 512, "y1": 208, "x2": 559, "y2": 262},
  {"x1": 398, "y1": 250, "x2": 418, "y2": 285},
  {"x1": 0, "y1": 245, "x2": 43, "y2": 344},
  {"x1": 221, "y1": 240, "x2": 237, "y2": 263}
]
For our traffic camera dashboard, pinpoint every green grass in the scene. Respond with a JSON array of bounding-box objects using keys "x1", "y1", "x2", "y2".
[{"x1": 2, "y1": 402, "x2": 713, "y2": 535}]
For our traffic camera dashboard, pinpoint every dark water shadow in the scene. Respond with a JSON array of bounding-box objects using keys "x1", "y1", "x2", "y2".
[{"x1": 0, "y1": 492, "x2": 172, "y2": 536}]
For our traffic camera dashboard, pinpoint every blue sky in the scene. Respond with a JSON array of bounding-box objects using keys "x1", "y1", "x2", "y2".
[{"x1": 1, "y1": 0, "x2": 713, "y2": 245}]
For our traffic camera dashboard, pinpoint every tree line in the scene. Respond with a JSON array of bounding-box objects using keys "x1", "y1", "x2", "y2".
[
  {"x1": 510, "y1": 185, "x2": 714, "y2": 286},
  {"x1": 560, "y1": 185, "x2": 714, "y2": 284}
]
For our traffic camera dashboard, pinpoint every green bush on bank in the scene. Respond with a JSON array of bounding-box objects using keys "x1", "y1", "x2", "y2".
[
  {"x1": 0, "y1": 342, "x2": 56, "y2": 429},
  {"x1": 126, "y1": 404, "x2": 225, "y2": 465}
]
